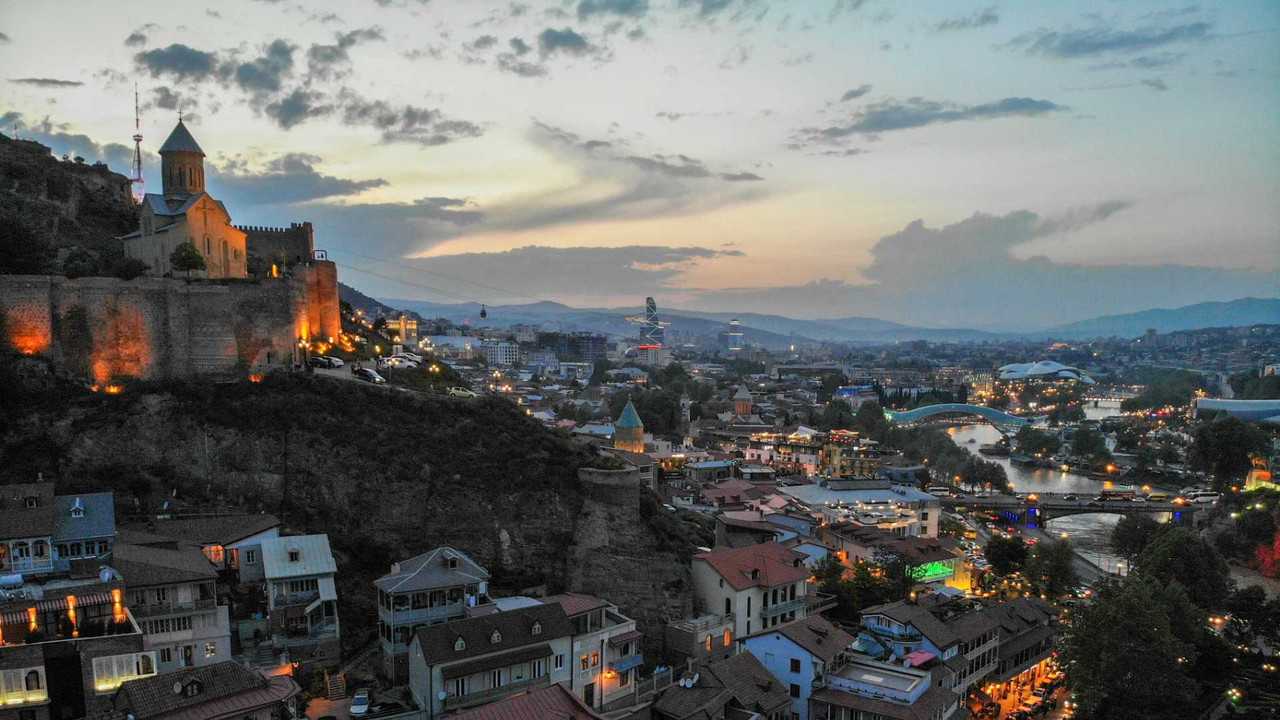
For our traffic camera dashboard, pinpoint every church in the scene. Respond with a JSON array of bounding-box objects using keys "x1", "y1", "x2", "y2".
[{"x1": 120, "y1": 119, "x2": 249, "y2": 279}]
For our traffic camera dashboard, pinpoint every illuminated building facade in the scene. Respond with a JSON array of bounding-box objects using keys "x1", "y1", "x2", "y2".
[
  {"x1": 543, "y1": 592, "x2": 641, "y2": 710},
  {"x1": 0, "y1": 482, "x2": 115, "y2": 580},
  {"x1": 613, "y1": 400, "x2": 646, "y2": 454}
]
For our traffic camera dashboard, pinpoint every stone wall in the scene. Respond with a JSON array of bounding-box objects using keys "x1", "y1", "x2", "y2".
[
  {"x1": 237, "y1": 222, "x2": 314, "y2": 269},
  {"x1": 0, "y1": 267, "x2": 337, "y2": 382}
]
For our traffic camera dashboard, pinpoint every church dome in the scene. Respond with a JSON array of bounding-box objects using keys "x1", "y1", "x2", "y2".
[{"x1": 159, "y1": 119, "x2": 205, "y2": 156}]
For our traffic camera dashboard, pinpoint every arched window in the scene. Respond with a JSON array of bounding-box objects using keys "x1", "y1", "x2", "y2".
[
  {"x1": 25, "y1": 670, "x2": 42, "y2": 690},
  {"x1": 138, "y1": 654, "x2": 154, "y2": 675},
  {"x1": 490, "y1": 630, "x2": 501, "y2": 644},
  {"x1": 454, "y1": 637, "x2": 466, "y2": 651},
  {"x1": 531, "y1": 622, "x2": 541, "y2": 636}
]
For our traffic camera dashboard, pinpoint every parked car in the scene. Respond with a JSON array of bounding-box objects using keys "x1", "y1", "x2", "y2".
[
  {"x1": 308, "y1": 356, "x2": 333, "y2": 369},
  {"x1": 380, "y1": 356, "x2": 419, "y2": 369},
  {"x1": 448, "y1": 387, "x2": 478, "y2": 398},
  {"x1": 368, "y1": 702, "x2": 407, "y2": 717},
  {"x1": 1063, "y1": 494, "x2": 1077, "y2": 501},
  {"x1": 323, "y1": 356, "x2": 344, "y2": 368},
  {"x1": 355, "y1": 368, "x2": 386, "y2": 384},
  {"x1": 350, "y1": 689, "x2": 371, "y2": 717}
]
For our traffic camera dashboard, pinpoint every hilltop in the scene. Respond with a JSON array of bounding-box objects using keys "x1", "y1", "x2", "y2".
[
  {"x1": 1043, "y1": 297, "x2": 1280, "y2": 339},
  {"x1": 0, "y1": 360, "x2": 701, "y2": 656},
  {"x1": 0, "y1": 132, "x2": 137, "y2": 272}
]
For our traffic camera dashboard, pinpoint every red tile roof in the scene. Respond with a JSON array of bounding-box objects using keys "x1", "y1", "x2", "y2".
[
  {"x1": 694, "y1": 542, "x2": 810, "y2": 591},
  {"x1": 542, "y1": 592, "x2": 610, "y2": 617},
  {"x1": 448, "y1": 683, "x2": 604, "y2": 720}
]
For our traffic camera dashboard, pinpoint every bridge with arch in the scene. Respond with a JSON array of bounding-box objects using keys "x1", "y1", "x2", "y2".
[
  {"x1": 938, "y1": 492, "x2": 1199, "y2": 527},
  {"x1": 883, "y1": 403, "x2": 1035, "y2": 434}
]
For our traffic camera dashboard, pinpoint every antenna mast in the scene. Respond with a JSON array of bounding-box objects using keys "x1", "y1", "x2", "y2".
[{"x1": 130, "y1": 83, "x2": 145, "y2": 203}]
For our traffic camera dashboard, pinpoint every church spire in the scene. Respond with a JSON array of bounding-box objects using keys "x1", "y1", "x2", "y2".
[{"x1": 158, "y1": 117, "x2": 206, "y2": 198}]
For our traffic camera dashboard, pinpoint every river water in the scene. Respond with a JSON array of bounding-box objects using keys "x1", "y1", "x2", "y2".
[{"x1": 945, "y1": 400, "x2": 1131, "y2": 575}]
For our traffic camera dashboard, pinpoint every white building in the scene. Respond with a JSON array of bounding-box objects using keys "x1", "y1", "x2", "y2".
[
  {"x1": 260, "y1": 534, "x2": 341, "y2": 670},
  {"x1": 690, "y1": 542, "x2": 833, "y2": 640},
  {"x1": 481, "y1": 339, "x2": 520, "y2": 367}
]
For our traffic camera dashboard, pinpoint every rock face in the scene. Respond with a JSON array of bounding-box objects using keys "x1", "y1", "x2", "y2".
[
  {"x1": 0, "y1": 133, "x2": 137, "y2": 255},
  {"x1": 568, "y1": 467, "x2": 693, "y2": 658}
]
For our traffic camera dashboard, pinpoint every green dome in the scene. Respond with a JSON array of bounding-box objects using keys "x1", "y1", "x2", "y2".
[{"x1": 615, "y1": 400, "x2": 643, "y2": 429}]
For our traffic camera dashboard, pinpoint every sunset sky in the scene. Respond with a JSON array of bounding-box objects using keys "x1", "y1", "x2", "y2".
[{"x1": 2, "y1": 0, "x2": 1277, "y2": 328}]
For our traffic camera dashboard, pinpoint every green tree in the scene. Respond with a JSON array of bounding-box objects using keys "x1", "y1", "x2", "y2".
[
  {"x1": 1236, "y1": 510, "x2": 1276, "y2": 547},
  {"x1": 112, "y1": 257, "x2": 150, "y2": 281},
  {"x1": 169, "y1": 242, "x2": 206, "y2": 279},
  {"x1": 1071, "y1": 427, "x2": 1112, "y2": 464},
  {"x1": 1135, "y1": 527, "x2": 1230, "y2": 610},
  {"x1": 61, "y1": 247, "x2": 99, "y2": 278},
  {"x1": 818, "y1": 401, "x2": 855, "y2": 430},
  {"x1": 1110, "y1": 514, "x2": 1164, "y2": 560},
  {"x1": 1189, "y1": 416, "x2": 1270, "y2": 488},
  {"x1": 1015, "y1": 426, "x2": 1061, "y2": 456},
  {"x1": 1062, "y1": 575, "x2": 1197, "y2": 720},
  {"x1": 0, "y1": 216, "x2": 54, "y2": 274},
  {"x1": 983, "y1": 535, "x2": 1027, "y2": 575},
  {"x1": 1024, "y1": 537, "x2": 1077, "y2": 595},
  {"x1": 852, "y1": 401, "x2": 890, "y2": 441}
]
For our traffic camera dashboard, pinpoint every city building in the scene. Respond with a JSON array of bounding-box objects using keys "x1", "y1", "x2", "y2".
[
  {"x1": 741, "y1": 615, "x2": 855, "y2": 720},
  {"x1": 107, "y1": 660, "x2": 301, "y2": 720},
  {"x1": 0, "y1": 481, "x2": 115, "y2": 579},
  {"x1": 613, "y1": 400, "x2": 646, "y2": 454},
  {"x1": 544, "y1": 592, "x2": 642, "y2": 710},
  {"x1": 375, "y1": 547, "x2": 492, "y2": 683},
  {"x1": 978, "y1": 598, "x2": 1058, "y2": 706},
  {"x1": 112, "y1": 538, "x2": 233, "y2": 674},
  {"x1": 481, "y1": 339, "x2": 520, "y2": 367},
  {"x1": 0, "y1": 580, "x2": 154, "y2": 720},
  {"x1": 447, "y1": 683, "x2": 605, "y2": 720},
  {"x1": 781, "y1": 479, "x2": 941, "y2": 539},
  {"x1": 140, "y1": 513, "x2": 281, "y2": 583},
  {"x1": 650, "y1": 652, "x2": 791, "y2": 720},
  {"x1": 258, "y1": 534, "x2": 340, "y2": 670},
  {"x1": 808, "y1": 652, "x2": 962, "y2": 720},
  {"x1": 384, "y1": 314, "x2": 420, "y2": 346},
  {"x1": 691, "y1": 543, "x2": 833, "y2": 639},
  {"x1": 663, "y1": 612, "x2": 737, "y2": 668},
  {"x1": 407, "y1": 603, "x2": 574, "y2": 718},
  {"x1": 821, "y1": 527, "x2": 965, "y2": 590}
]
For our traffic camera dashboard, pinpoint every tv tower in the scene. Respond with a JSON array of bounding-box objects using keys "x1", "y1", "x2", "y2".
[{"x1": 129, "y1": 83, "x2": 145, "y2": 203}]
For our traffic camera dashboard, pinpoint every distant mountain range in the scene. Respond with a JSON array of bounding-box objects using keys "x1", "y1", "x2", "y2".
[
  {"x1": 339, "y1": 284, "x2": 1278, "y2": 346},
  {"x1": 1040, "y1": 297, "x2": 1280, "y2": 339}
]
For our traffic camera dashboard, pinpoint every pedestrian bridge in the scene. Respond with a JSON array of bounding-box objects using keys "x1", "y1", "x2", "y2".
[
  {"x1": 939, "y1": 492, "x2": 1198, "y2": 526},
  {"x1": 883, "y1": 403, "x2": 1032, "y2": 432}
]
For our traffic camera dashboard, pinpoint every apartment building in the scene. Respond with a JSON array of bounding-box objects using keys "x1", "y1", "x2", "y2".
[
  {"x1": 741, "y1": 615, "x2": 855, "y2": 720},
  {"x1": 408, "y1": 603, "x2": 573, "y2": 718},
  {"x1": 808, "y1": 653, "x2": 962, "y2": 720},
  {"x1": 0, "y1": 580, "x2": 155, "y2": 720},
  {"x1": 112, "y1": 537, "x2": 233, "y2": 674},
  {"x1": 108, "y1": 660, "x2": 300, "y2": 720},
  {"x1": 691, "y1": 543, "x2": 834, "y2": 639},
  {"x1": 142, "y1": 514, "x2": 280, "y2": 583},
  {"x1": 375, "y1": 547, "x2": 492, "y2": 683},
  {"x1": 650, "y1": 652, "x2": 792, "y2": 720},
  {"x1": 260, "y1": 534, "x2": 340, "y2": 670},
  {"x1": 663, "y1": 612, "x2": 737, "y2": 668},
  {"x1": 544, "y1": 592, "x2": 641, "y2": 711}
]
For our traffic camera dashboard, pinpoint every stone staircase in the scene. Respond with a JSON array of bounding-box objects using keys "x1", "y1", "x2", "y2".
[{"x1": 326, "y1": 672, "x2": 347, "y2": 701}]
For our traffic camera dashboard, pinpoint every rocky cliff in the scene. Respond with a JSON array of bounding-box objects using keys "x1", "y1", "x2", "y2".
[{"x1": 0, "y1": 133, "x2": 137, "y2": 265}]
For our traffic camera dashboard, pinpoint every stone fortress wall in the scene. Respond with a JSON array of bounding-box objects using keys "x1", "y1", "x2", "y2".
[
  {"x1": 0, "y1": 261, "x2": 340, "y2": 383},
  {"x1": 236, "y1": 222, "x2": 315, "y2": 269}
]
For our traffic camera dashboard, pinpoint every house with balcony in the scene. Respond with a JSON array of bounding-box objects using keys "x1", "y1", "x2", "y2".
[
  {"x1": 543, "y1": 592, "x2": 641, "y2": 712},
  {"x1": 741, "y1": 615, "x2": 855, "y2": 720},
  {"x1": 650, "y1": 651, "x2": 791, "y2": 720},
  {"x1": 407, "y1": 603, "x2": 573, "y2": 718},
  {"x1": 112, "y1": 536, "x2": 233, "y2": 675},
  {"x1": 375, "y1": 546, "x2": 492, "y2": 683},
  {"x1": 0, "y1": 579, "x2": 155, "y2": 720},
  {"x1": 808, "y1": 652, "x2": 962, "y2": 720},
  {"x1": 0, "y1": 481, "x2": 114, "y2": 579},
  {"x1": 981, "y1": 598, "x2": 1058, "y2": 702},
  {"x1": 691, "y1": 543, "x2": 834, "y2": 640},
  {"x1": 856, "y1": 595, "x2": 1004, "y2": 696},
  {"x1": 259, "y1": 534, "x2": 340, "y2": 670},
  {"x1": 663, "y1": 612, "x2": 737, "y2": 668},
  {"x1": 141, "y1": 514, "x2": 280, "y2": 583}
]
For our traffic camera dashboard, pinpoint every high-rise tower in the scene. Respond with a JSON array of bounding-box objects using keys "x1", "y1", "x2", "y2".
[{"x1": 129, "y1": 84, "x2": 145, "y2": 203}]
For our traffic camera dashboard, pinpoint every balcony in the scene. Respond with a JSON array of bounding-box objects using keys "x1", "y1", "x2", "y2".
[
  {"x1": 442, "y1": 676, "x2": 549, "y2": 711},
  {"x1": 131, "y1": 598, "x2": 218, "y2": 618},
  {"x1": 278, "y1": 620, "x2": 338, "y2": 647},
  {"x1": 866, "y1": 625, "x2": 922, "y2": 642},
  {"x1": 670, "y1": 613, "x2": 734, "y2": 634},
  {"x1": 273, "y1": 590, "x2": 320, "y2": 608},
  {"x1": 760, "y1": 597, "x2": 806, "y2": 619},
  {"x1": 807, "y1": 592, "x2": 837, "y2": 614}
]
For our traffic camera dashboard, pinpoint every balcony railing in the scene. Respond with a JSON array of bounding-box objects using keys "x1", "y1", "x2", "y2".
[
  {"x1": 670, "y1": 613, "x2": 734, "y2": 633},
  {"x1": 866, "y1": 625, "x2": 922, "y2": 642},
  {"x1": 760, "y1": 597, "x2": 806, "y2": 619},
  {"x1": 273, "y1": 590, "x2": 320, "y2": 608},
  {"x1": 131, "y1": 598, "x2": 218, "y2": 618},
  {"x1": 442, "y1": 676, "x2": 549, "y2": 710},
  {"x1": 807, "y1": 592, "x2": 837, "y2": 613}
]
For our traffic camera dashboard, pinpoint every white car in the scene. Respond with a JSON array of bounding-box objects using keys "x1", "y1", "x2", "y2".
[
  {"x1": 380, "y1": 357, "x2": 419, "y2": 370},
  {"x1": 448, "y1": 387, "x2": 478, "y2": 398},
  {"x1": 324, "y1": 356, "x2": 345, "y2": 368},
  {"x1": 350, "y1": 689, "x2": 371, "y2": 717},
  {"x1": 397, "y1": 352, "x2": 424, "y2": 363}
]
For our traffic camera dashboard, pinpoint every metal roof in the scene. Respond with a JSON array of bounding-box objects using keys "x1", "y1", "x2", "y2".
[
  {"x1": 615, "y1": 400, "x2": 644, "y2": 429},
  {"x1": 158, "y1": 119, "x2": 205, "y2": 155},
  {"x1": 53, "y1": 492, "x2": 115, "y2": 542},
  {"x1": 260, "y1": 534, "x2": 336, "y2": 579},
  {"x1": 374, "y1": 546, "x2": 489, "y2": 593}
]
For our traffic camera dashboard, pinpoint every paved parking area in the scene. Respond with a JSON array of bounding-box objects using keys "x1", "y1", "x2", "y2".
[{"x1": 305, "y1": 696, "x2": 351, "y2": 720}]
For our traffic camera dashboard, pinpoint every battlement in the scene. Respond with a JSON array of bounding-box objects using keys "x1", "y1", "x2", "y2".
[
  {"x1": 237, "y1": 222, "x2": 315, "y2": 272},
  {"x1": 234, "y1": 221, "x2": 314, "y2": 236}
]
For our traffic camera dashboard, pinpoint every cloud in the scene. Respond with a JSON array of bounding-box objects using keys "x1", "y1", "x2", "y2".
[
  {"x1": 8, "y1": 78, "x2": 84, "y2": 87},
  {"x1": 497, "y1": 54, "x2": 549, "y2": 77},
  {"x1": 935, "y1": 7, "x2": 998, "y2": 32},
  {"x1": 465, "y1": 34, "x2": 499, "y2": 51},
  {"x1": 235, "y1": 39, "x2": 295, "y2": 94},
  {"x1": 0, "y1": 32, "x2": 9, "y2": 44},
  {"x1": 124, "y1": 32, "x2": 148, "y2": 47},
  {"x1": 839, "y1": 84, "x2": 872, "y2": 102},
  {"x1": 265, "y1": 89, "x2": 333, "y2": 129},
  {"x1": 684, "y1": 205, "x2": 1278, "y2": 327},
  {"x1": 509, "y1": 37, "x2": 532, "y2": 55},
  {"x1": 578, "y1": 0, "x2": 648, "y2": 20},
  {"x1": 307, "y1": 26, "x2": 384, "y2": 80},
  {"x1": 2, "y1": 112, "x2": 135, "y2": 169},
  {"x1": 797, "y1": 96, "x2": 1065, "y2": 143},
  {"x1": 135, "y1": 43, "x2": 225, "y2": 82},
  {"x1": 209, "y1": 152, "x2": 388, "y2": 204},
  {"x1": 720, "y1": 172, "x2": 763, "y2": 181},
  {"x1": 337, "y1": 90, "x2": 484, "y2": 146},
  {"x1": 1009, "y1": 21, "x2": 1210, "y2": 59},
  {"x1": 1141, "y1": 78, "x2": 1169, "y2": 91},
  {"x1": 538, "y1": 27, "x2": 595, "y2": 57},
  {"x1": 147, "y1": 86, "x2": 198, "y2": 113}
]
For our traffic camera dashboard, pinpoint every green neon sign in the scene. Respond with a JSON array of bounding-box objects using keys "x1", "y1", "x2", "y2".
[{"x1": 912, "y1": 560, "x2": 954, "y2": 582}]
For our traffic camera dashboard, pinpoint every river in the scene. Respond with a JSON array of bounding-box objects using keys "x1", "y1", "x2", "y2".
[{"x1": 946, "y1": 400, "x2": 1132, "y2": 575}]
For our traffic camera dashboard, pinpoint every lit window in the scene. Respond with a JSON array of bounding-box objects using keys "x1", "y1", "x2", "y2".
[
  {"x1": 204, "y1": 642, "x2": 217, "y2": 658},
  {"x1": 454, "y1": 637, "x2": 466, "y2": 651}
]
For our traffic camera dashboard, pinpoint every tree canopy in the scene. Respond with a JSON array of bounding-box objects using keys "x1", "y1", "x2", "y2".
[{"x1": 169, "y1": 242, "x2": 206, "y2": 277}]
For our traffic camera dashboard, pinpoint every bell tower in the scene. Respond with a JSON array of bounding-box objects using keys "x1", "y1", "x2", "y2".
[{"x1": 158, "y1": 117, "x2": 206, "y2": 198}]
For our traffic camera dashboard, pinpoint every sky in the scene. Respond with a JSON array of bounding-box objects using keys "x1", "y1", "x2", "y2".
[{"x1": 1, "y1": 0, "x2": 1277, "y2": 329}]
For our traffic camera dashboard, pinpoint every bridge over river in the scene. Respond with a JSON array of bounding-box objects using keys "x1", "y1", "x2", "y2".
[
  {"x1": 883, "y1": 403, "x2": 1035, "y2": 435},
  {"x1": 939, "y1": 492, "x2": 1199, "y2": 527}
]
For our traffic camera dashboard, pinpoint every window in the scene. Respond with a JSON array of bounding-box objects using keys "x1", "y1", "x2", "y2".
[
  {"x1": 921, "y1": 511, "x2": 929, "y2": 521},
  {"x1": 451, "y1": 677, "x2": 467, "y2": 697},
  {"x1": 23, "y1": 496, "x2": 37, "y2": 509},
  {"x1": 32, "y1": 541, "x2": 46, "y2": 558},
  {"x1": 155, "y1": 587, "x2": 169, "y2": 603},
  {"x1": 489, "y1": 669, "x2": 503, "y2": 688},
  {"x1": 554, "y1": 654, "x2": 565, "y2": 671},
  {"x1": 581, "y1": 655, "x2": 590, "y2": 671},
  {"x1": 704, "y1": 635, "x2": 712, "y2": 653},
  {"x1": 531, "y1": 621, "x2": 541, "y2": 636},
  {"x1": 789, "y1": 683, "x2": 801, "y2": 698},
  {"x1": 245, "y1": 549, "x2": 257, "y2": 564},
  {"x1": 490, "y1": 630, "x2": 502, "y2": 644},
  {"x1": 591, "y1": 652, "x2": 600, "y2": 667},
  {"x1": 71, "y1": 505, "x2": 84, "y2": 519},
  {"x1": 91, "y1": 652, "x2": 157, "y2": 693},
  {"x1": 533, "y1": 658, "x2": 546, "y2": 677},
  {"x1": 204, "y1": 642, "x2": 218, "y2": 658},
  {"x1": 288, "y1": 549, "x2": 301, "y2": 562},
  {"x1": 619, "y1": 670, "x2": 631, "y2": 687},
  {"x1": 0, "y1": 667, "x2": 46, "y2": 706},
  {"x1": 454, "y1": 637, "x2": 466, "y2": 651},
  {"x1": 790, "y1": 658, "x2": 801, "y2": 673},
  {"x1": 159, "y1": 648, "x2": 172, "y2": 663},
  {"x1": 724, "y1": 598, "x2": 731, "y2": 615},
  {"x1": 98, "y1": 540, "x2": 109, "y2": 554}
]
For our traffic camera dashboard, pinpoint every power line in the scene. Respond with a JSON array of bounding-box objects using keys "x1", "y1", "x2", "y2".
[{"x1": 327, "y1": 248, "x2": 560, "y2": 307}]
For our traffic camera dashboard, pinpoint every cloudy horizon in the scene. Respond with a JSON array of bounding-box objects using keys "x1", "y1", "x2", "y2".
[{"x1": 2, "y1": 0, "x2": 1277, "y2": 328}]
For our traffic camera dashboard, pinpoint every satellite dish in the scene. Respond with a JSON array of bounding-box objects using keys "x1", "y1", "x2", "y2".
[{"x1": 479, "y1": 304, "x2": 488, "y2": 320}]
